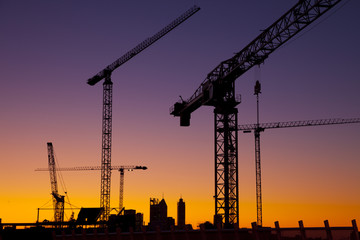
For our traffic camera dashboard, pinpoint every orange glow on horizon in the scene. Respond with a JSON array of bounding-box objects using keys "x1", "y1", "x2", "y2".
[{"x1": 1, "y1": 0, "x2": 360, "y2": 231}]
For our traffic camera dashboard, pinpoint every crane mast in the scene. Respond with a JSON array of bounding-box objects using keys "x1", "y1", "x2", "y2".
[
  {"x1": 87, "y1": 6, "x2": 200, "y2": 221},
  {"x1": 101, "y1": 75, "x2": 112, "y2": 222},
  {"x1": 47, "y1": 142, "x2": 65, "y2": 224},
  {"x1": 171, "y1": 0, "x2": 343, "y2": 227},
  {"x1": 238, "y1": 117, "x2": 360, "y2": 226},
  {"x1": 254, "y1": 81, "x2": 262, "y2": 226},
  {"x1": 119, "y1": 169, "x2": 125, "y2": 211}
]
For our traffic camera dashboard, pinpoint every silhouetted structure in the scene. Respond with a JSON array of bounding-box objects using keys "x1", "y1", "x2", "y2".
[
  {"x1": 149, "y1": 198, "x2": 167, "y2": 230},
  {"x1": 108, "y1": 209, "x2": 143, "y2": 232},
  {"x1": 238, "y1": 117, "x2": 360, "y2": 226},
  {"x1": 76, "y1": 208, "x2": 103, "y2": 225},
  {"x1": 36, "y1": 165, "x2": 147, "y2": 213},
  {"x1": 47, "y1": 142, "x2": 65, "y2": 224},
  {"x1": 213, "y1": 214, "x2": 223, "y2": 228},
  {"x1": 170, "y1": 0, "x2": 344, "y2": 228},
  {"x1": 1, "y1": 219, "x2": 358, "y2": 240},
  {"x1": 86, "y1": 5, "x2": 200, "y2": 221},
  {"x1": 148, "y1": 198, "x2": 175, "y2": 230},
  {"x1": 46, "y1": 219, "x2": 359, "y2": 240},
  {"x1": 177, "y1": 198, "x2": 185, "y2": 229}
]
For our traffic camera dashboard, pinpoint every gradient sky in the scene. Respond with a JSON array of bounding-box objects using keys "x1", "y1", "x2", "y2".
[{"x1": 0, "y1": 0, "x2": 359, "y2": 228}]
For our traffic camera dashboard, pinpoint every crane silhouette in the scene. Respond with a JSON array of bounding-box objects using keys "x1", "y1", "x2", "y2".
[
  {"x1": 170, "y1": 0, "x2": 344, "y2": 227},
  {"x1": 87, "y1": 6, "x2": 200, "y2": 221},
  {"x1": 36, "y1": 165, "x2": 147, "y2": 214},
  {"x1": 46, "y1": 142, "x2": 65, "y2": 224},
  {"x1": 239, "y1": 115, "x2": 360, "y2": 226}
]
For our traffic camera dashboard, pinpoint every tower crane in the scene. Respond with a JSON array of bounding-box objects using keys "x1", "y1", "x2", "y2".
[
  {"x1": 36, "y1": 165, "x2": 147, "y2": 215},
  {"x1": 239, "y1": 117, "x2": 360, "y2": 226},
  {"x1": 46, "y1": 142, "x2": 65, "y2": 224},
  {"x1": 87, "y1": 5, "x2": 200, "y2": 221},
  {"x1": 170, "y1": 0, "x2": 343, "y2": 227},
  {"x1": 239, "y1": 118, "x2": 360, "y2": 132}
]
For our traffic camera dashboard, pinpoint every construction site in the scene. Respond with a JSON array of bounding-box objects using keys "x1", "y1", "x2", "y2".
[{"x1": 0, "y1": 0, "x2": 359, "y2": 240}]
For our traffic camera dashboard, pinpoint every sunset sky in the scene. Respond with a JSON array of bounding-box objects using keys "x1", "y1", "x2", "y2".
[{"x1": 0, "y1": 0, "x2": 359, "y2": 228}]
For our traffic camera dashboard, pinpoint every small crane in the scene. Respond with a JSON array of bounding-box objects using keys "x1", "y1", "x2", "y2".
[
  {"x1": 87, "y1": 5, "x2": 200, "y2": 221},
  {"x1": 238, "y1": 117, "x2": 360, "y2": 226},
  {"x1": 46, "y1": 142, "x2": 65, "y2": 224},
  {"x1": 36, "y1": 165, "x2": 147, "y2": 214}
]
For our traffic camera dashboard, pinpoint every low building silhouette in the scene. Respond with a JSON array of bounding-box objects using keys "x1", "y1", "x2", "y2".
[
  {"x1": 149, "y1": 198, "x2": 178, "y2": 231},
  {"x1": 108, "y1": 209, "x2": 143, "y2": 232}
]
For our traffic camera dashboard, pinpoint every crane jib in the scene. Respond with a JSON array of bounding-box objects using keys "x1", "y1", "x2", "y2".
[
  {"x1": 87, "y1": 5, "x2": 200, "y2": 86},
  {"x1": 237, "y1": 118, "x2": 360, "y2": 131},
  {"x1": 169, "y1": 0, "x2": 346, "y2": 227},
  {"x1": 171, "y1": 0, "x2": 343, "y2": 126}
]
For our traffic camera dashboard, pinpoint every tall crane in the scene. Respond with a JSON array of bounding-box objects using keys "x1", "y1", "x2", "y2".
[
  {"x1": 36, "y1": 165, "x2": 147, "y2": 215},
  {"x1": 253, "y1": 80, "x2": 262, "y2": 227},
  {"x1": 47, "y1": 142, "x2": 65, "y2": 224},
  {"x1": 239, "y1": 117, "x2": 360, "y2": 226},
  {"x1": 87, "y1": 6, "x2": 200, "y2": 221},
  {"x1": 170, "y1": 0, "x2": 343, "y2": 227}
]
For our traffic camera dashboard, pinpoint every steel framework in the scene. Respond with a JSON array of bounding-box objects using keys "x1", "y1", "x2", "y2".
[
  {"x1": 238, "y1": 117, "x2": 360, "y2": 226},
  {"x1": 119, "y1": 169, "x2": 125, "y2": 211},
  {"x1": 87, "y1": 6, "x2": 200, "y2": 221},
  {"x1": 36, "y1": 165, "x2": 147, "y2": 216},
  {"x1": 254, "y1": 80, "x2": 262, "y2": 226},
  {"x1": 171, "y1": 0, "x2": 343, "y2": 227},
  {"x1": 47, "y1": 142, "x2": 65, "y2": 224},
  {"x1": 254, "y1": 128, "x2": 261, "y2": 225},
  {"x1": 214, "y1": 107, "x2": 239, "y2": 226},
  {"x1": 238, "y1": 118, "x2": 360, "y2": 132},
  {"x1": 100, "y1": 76, "x2": 113, "y2": 221}
]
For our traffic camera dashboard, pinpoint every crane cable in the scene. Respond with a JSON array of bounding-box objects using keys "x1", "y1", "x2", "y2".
[
  {"x1": 39, "y1": 198, "x2": 52, "y2": 208},
  {"x1": 53, "y1": 149, "x2": 74, "y2": 220},
  {"x1": 279, "y1": 0, "x2": 351, "y2": 51}
]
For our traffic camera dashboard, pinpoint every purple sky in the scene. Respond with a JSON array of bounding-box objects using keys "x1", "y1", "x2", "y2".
[{"x1": 0, "y1": 0, "x2": 359, "y2": 227}]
